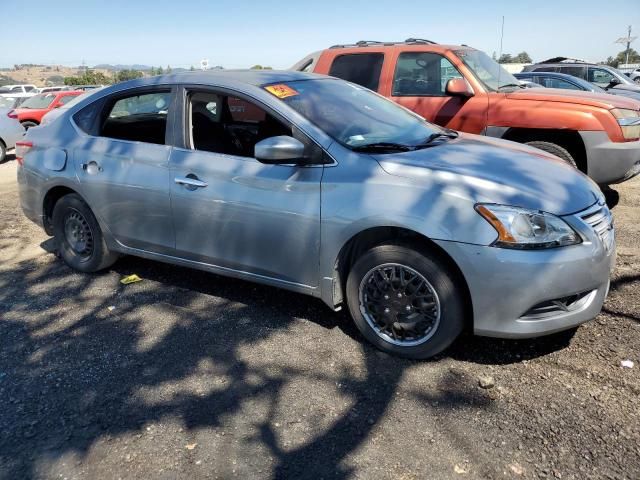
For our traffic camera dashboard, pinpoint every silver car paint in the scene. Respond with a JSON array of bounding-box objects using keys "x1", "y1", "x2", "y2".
[
  {"x1": 0, "y1": 108, "x2": 25, "y2": 150},
  {"x1": 17, "y1": 71, "x2": 614, "y2": 338}
]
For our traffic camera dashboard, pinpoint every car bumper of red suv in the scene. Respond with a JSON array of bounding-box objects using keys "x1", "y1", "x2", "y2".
[{"x1": 580, "y1": 131, "x2": 640, "y2": 184}]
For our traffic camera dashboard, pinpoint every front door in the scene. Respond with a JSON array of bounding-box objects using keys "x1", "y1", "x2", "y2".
[
  {"x1": 168, "y1": 88, "x2": 322, "y2": 287},
  {"x1": 73, "y1": 89, "x2": 175, "y2": 254},
  {"x1": 388, "y1": 51, "x2": 489, "y2": 134}
]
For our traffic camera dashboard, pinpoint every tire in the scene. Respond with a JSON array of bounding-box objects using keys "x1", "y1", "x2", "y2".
[
  {"x1": 0, "y1": 141, "x2": 5, "y2": 163},
  {"x1": 525, "y1": 141, "x2": 577, "y2": 168},
  {"x1": 21, "y1": 121, "x2": 38, "y2": 130},
  {"x1": 634, "y1": 77, "x2": 640, "y2": 84},
  {"x1": 52, "y1": 193, "x2": 118, "y2": 272},
  {"x1": 346, "y1": 244, "x2": 465, "y2": 359}
]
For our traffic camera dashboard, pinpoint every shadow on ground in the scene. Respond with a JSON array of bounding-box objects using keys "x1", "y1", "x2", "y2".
[{"x1": 0, "y1": 251, "x2": 576, "y2": 479}]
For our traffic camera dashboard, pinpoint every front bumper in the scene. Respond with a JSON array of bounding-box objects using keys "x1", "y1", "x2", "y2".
[
  {"x1": 580, "y1": 131, "x2": 640, "y2": 184},
  {"x1": 435, "y1": 202, "x2": 615, "y2": 338}
]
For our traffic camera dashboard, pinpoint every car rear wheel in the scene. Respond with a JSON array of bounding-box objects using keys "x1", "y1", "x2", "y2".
[
  {"x1": 525, "y1": 141, "x2": 577, "y2": 168},
  {"x1": 52, "y1": 194, "x2": 118, "y2": 272},
  {"x1": 346, "y1": 244, "x2": 464, "y2": 359},
  {"x1": 21, "y1": 121, "x2": 38, "y2": 130}
]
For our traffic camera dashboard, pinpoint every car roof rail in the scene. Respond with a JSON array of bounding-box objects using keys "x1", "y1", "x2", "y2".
[
  {"x1": 538, "y1": 56, "x2": 588, "y2": 64},
  {"x1": 329, "y1": 38, "x2": 438, "y2": 49},
  {"x1": 404, "y1": 38, "x2": 438, "y2": 44}
]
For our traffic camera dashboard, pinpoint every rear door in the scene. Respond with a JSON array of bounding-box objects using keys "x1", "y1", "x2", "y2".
[
  {"x1": 388, "y1": 51, "x2": 489, "y2": 133},
  {"x1": 72, "y1": 87, "x2": 175, "y2": 254}
]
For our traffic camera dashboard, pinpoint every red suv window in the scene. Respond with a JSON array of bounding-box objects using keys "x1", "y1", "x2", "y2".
[{"x1": 328, "y1": 53, "x2": 384, "y2": 91}]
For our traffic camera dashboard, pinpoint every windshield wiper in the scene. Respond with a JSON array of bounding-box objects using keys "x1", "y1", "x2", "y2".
[
  {"x1": 413, "y1": 131, "x2": 459, "y2": 148},
  {"x1": 498, "y1": 83, "x2": 525, "y2": 90},
  {"x1": 351, "y1": 142, "x2": 414, "y2": 153}
]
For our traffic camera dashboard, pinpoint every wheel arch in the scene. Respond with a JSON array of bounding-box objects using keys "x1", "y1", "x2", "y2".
[
  {"x1": 501, "y1": 127, "x2": 587, "y2": 174},
  {"x1": 42, "y1": 185, "x2": 82, "y2": 235},
  {"x1": 332, "y1": 226, "x2": 473, "y2": 329}
]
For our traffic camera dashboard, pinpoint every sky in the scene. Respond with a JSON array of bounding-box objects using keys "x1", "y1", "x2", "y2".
[{"x1": 1, "y1": 0, "x2": 639, "y2": 69}]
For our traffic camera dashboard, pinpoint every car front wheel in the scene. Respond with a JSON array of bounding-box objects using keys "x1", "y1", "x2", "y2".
[
  {"x1": 346, "y1": 244, "x2": 465, "y2": 359},
  {"x1": 52, "y1": 193, "x2": 119, "y2": 272}
]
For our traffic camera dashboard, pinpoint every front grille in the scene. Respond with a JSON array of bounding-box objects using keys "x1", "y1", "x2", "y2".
[{"x1": 581, "y1": 201, "x2": 614, "y2": 251}]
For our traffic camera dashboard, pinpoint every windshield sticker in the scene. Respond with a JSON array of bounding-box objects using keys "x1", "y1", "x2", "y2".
[{"x1": 264, "y1": 84, "x2": 299, "y2": 99}]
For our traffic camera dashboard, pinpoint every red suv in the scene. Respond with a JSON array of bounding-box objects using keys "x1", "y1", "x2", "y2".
[
  {"x1": 295, "y1": 40, "x2": 640, "y2": 184},
  {"x1": 10, "y1": 91, "x2": 82, "y2": 129}
]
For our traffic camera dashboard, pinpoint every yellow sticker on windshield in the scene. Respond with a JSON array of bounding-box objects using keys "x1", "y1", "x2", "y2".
[{"x1": 264, "y1": 84, "x2": 299, "y2": 99}]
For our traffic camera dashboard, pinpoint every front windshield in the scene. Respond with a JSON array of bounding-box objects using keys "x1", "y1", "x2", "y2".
[
  {"x1": 609, "y1": 67, "x2": 636, "y2": 85},
  {"x1": 455, "y1": 49, "x2": 519, "y2": 91},
  {"x1": 265, "y1": 79, "x2": 443, "y2": 148},
  {"x1": 20, "y1": 93, "x2": 56, "y2": 109}
]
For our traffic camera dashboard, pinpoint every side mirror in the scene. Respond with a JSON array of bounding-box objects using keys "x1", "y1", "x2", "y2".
[
  {"x1": 445, "y1": 78, "x2": 474, "y2": 97},
  {"x1": 255, "y1": 136, "x2": 305, "y2": 164},
  {"x1": 607, "y1": 77, "x2": 621, "y2": 88}
]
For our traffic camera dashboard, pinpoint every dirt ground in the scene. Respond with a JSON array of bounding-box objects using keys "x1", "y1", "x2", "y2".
[{"x1": 0, "y1": 155, "x2": 638, "y2": 480}]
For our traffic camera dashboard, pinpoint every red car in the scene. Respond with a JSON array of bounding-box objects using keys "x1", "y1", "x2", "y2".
[{"x1": 10, "y1": 91, "x2": 82, "y2": 129}]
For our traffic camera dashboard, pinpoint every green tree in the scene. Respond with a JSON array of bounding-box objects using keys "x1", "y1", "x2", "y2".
[
  {"x1": 150, "y1": 67, "x2": 156, "y2": 75},
  {"x1": 250, "y1": 64, "x2": 263, "y2": 70},
  {"x1": 116, "y1": 69, "x2": 144, "y2": 82},
  {"x1": 513, "y1": 51, "x2": 532, "y2": 63},
  {"x1": 166, "y1": 65, "x2": 172, "y2": 74},
  {"x1": 63, "y1": 69, "x2": 111, "y2": 86},
  {"x1": 157, "y1": 66, "x2": 164, "y2": 75},
  {"x1": 497, "y1": 53, "x2": 513, "y2": 64}
]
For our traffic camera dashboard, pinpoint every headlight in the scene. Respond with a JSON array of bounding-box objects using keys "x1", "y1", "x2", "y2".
[
  {"x1": 475, "y1": 204, "x2": 581, "y2": 249},
  {"x1": 611, "y1": 108, "x2": 640, "y2": 140}
]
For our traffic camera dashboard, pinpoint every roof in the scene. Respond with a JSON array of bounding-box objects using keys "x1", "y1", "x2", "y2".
[
  {"x1": 134, "y1": 69, "x2": 326, "y2": 88},
  {"x1": 537, "y1": 57, "x2": 590, "y2": 65}
]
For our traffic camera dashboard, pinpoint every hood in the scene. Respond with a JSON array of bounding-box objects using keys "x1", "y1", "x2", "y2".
[
  {"x1": 505, "y1": 87, "x2": 640, "y2": 110},
  {"x1": 610, "y1": 83, "x2": 640, "y2": 94},
  {"x1": 376, "y1": 133, "x2": 602, "y2": 216}
]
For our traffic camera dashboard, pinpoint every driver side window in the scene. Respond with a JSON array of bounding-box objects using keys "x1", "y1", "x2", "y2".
[
  {"x1": 588, "y1": 67, "x2": 615, "y2": 85},
  {"x1": 188, "y1": 91, "x2": 292, "y2": 158},
  {"x1": 393, "y1": 52, "x2": 463, "y2": 96}
]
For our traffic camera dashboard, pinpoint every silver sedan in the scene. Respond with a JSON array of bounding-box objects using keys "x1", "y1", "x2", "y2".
[
  {"x1": 0, "y1": 106, "x2": 25, "y2": 161},
  {"x1": 17, "y1": 70, "x2": 615, "y2": 359}
]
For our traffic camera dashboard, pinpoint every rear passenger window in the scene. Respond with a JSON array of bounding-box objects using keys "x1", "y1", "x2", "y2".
[
  {"x1": 100, "y1": 91, "x2": 171, "y2": 144},
  {"x1": 393, "y1": 52, "x2": 463, "y2": 96},
  {"x1": 328, "y1": 53, "x2": 384, "y2": 91},
  {"x1": 558, "y1": 66, "x2": 586, "y2": 79}
]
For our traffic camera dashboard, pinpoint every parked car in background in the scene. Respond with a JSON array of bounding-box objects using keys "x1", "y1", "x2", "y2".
[
  {"x1": 295, "y1": 40, "x2": 640, "y2": 184},
  {"x1": 10, "y1": 90, "x2": 82, "y2": 129},
  {"x1": 628, "y1": 68, "x2": 640, "y2": 83},
  {"x1": 17, "y1": 70, "x2": 615, "y2": 359},
  {"x1": 36, "y1": 86, "x2": 65, "y2": 94},
  {"x1": 0, "y1": 84, "x2": 37, "y2": 94},
  {"x1": 40, "y1": 88, "x2": 105, "y2": 127},
  {"x1": 0, "y1": 107, "x2": 25, "y2": 161},
  {"x1": 67, "y1": 85, "x2": 104, "y2": 91},
  {"x1": 522, "y1": 58, "x2": 640, "y2": 93},
  {"x1": 0, "y1": 93, "x2": 35, "y2": 109},
  {"x1": 514, "y1": 71, "x2": 640, "y2": 102}
]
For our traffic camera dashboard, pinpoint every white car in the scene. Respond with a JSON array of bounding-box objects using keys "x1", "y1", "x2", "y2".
[
  {"x1": 0, "y1": 92, "x2": 36, "y2": 109},
  {"x1": 0, "y1": 107, "x2": 25, "y2": 161},
  {"x1": 0, "y1": 84, "x2": 37, "y2": 94},
  {"x1": 36, "y1": 86, "x2": 65, "y2": 94}
]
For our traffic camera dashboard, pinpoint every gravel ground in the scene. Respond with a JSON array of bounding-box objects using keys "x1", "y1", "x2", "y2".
[{"x1": 0, "y1": 156, "x2": 638, "y2": 480}]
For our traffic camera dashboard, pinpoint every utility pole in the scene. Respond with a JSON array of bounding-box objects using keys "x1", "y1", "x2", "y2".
[{"x1": 615, "y1": 25, "x2": 637, "y2": 67}]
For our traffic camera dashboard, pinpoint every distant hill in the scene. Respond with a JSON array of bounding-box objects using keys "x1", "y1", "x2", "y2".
[{"x1": 94, "y1": 64, "x2": 153, "y2": 71}]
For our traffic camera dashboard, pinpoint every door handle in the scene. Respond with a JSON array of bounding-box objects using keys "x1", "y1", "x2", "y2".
[
  {"x1": 174, "y1": 176, "x2": 208, "y2": 188},
  {"x1": 81, "y1": 161, "x2": 103, "y2": 173}
]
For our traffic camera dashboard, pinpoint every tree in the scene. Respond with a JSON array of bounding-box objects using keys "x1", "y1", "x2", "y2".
[
  {"x1": 513, "y1": 51, "x2": 532, "y2": 63},
  {"x1": 190, "y1": 65, "x2": 195, "y2": 71},
  {"x1": 157, "y1": 66, "x2": 164, "y2": 75},
  {"x1": 497, "y1": 53, "x2": 513, "y2": 64},
  {"x1": 63, "y1": 69, "x2": 111, "y2": 86},
  {"x1": 250, "y1": 64, "x2": 263, "y2": 70},
  {"x1": 116, "y1": 69, "x2": 144, "y2": 82},
  {"x1": 166, "y1": 65, "x2": 172, "y2": 74},
  {"x1": 150, "y1": 67, "x2": 156, "y2": 75}
]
